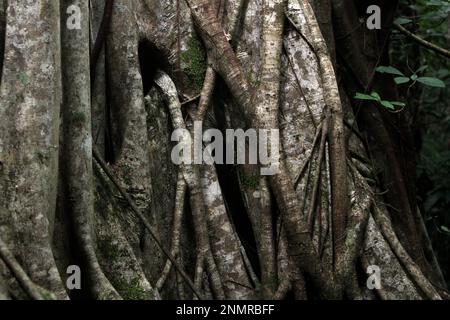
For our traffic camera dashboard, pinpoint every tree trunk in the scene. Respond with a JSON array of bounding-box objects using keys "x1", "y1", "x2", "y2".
[{"x1": 0, "y1": 0, "x2": 446, "y2": 300}]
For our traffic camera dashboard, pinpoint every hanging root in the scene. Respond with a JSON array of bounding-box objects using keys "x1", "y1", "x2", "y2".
[
  {"x1": 372, "y1": 202, "x2": 442, "y2": 300},
  {"x1": 307, "y1": 113, "x2": 329, "y2": 231},
  {"x1": 154, "y1": 70, "x2": 225, "y2": 299},
  {"x1": 92, "y1": 146, "x2": 202, "y2": 299},
  {"x1": 90, "y1": 0, "x2": 114, "y2": 81},
  {"x1": 238, "y1": 169, "x2": 276, "y2": 298},
  {"x1": 336, "y1": 163, "x2": 371, "y2": 298},
  {"x1": 62, "y1": 0, "x2": 120, "y2": 300},
  {"x1": 0, "y1": 237, "x2": 47, "y2": 300},
  {"x1": 193, "y1": 251, "x2": 205, "y2": 296},
  {"x1": 274, "y1": 227, "x2": 294, "y2": 300},
  {"x1": 194, "y1": 0, "x2": 248, "y2": 121},
  {"x1": 156, "y1": 171, "x2": 186, "y2": 291},
  {"x1": 291, "y1": 0, "x2": 349, "y2": 262},
  {"x1": 196, "y1": 62, "x2": 216, "y2": 120},
  {"x1": 176, "y1": 255, "x2": 188, "y2": 299},
  {"x1": 274, "y1": 277, "x2": 291, "y2": 300},
  {"x1": 185, "y1": 0, "x2": 341, "y2": 298}
]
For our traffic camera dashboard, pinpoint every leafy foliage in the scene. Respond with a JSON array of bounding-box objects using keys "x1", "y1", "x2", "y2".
[
  {"x1": 354, "y1": 91, "x2": 405, "y2": 110},
  {"x1": 376, "y1": 65, "x2": 445, "y2": 88},
  {"x1": 354, "y1": 63, "x2": 445, "y2": 111},
  {"x1": 392, "y1": 0, "x2": 450, "y2": 285}
]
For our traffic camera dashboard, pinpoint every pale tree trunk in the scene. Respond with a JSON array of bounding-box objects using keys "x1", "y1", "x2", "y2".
[
  {"x1": 60, "y1": 0, "x2": 119, "y2": 300},
  {"x1": 0, "y1": 0, "x2": 66, "y2": 299},
  {"x1": 0, "y1": 0, "x2": 446, "y2": 300}
]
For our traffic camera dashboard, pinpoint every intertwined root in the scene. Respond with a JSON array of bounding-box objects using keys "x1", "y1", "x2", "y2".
[{"x1": 0, "y1": 0, "x2": 445, "y2": 300}]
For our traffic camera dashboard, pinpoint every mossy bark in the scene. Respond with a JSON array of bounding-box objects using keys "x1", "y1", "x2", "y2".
[{"x1": 0, "y1": 0, "x2": 445, "y2": 300}]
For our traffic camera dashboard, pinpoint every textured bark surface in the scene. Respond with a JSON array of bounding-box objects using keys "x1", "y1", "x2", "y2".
[
  {"x1": 0, "y1": 1, "x2": 66, "y2": 299},
  {"x1": 61, "y1": 0, "x2": 119, "y2": 300},
  {"x1": 0, "y1": 0, "x2": 446, "y2": 300}
]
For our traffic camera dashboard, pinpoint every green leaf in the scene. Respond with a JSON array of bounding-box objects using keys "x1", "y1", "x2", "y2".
[
  {"x1": 381, "y1": 100, "x2": 395, "y2": 110},
  {"x1": 394, "y1": 17, "x2": 412, "y2": 25},
  {"x1": 354, "y1": 93, "x2": 378, "y2": 101},
  {"x1": 416, "y1": 77, "x2": 446, "y2": 88},
  {"x1": 370, "y1": 92, "x2": 382, "y2": 101},
  {"x1": 376, "y1": 66, "x2": 405, "y2": 77},
  {"x1": 395, "y1": 77, "x2": 410, "y2": 85},
  {"x1": 410, "y1": 74, "x2": 418, "y2": 81},
  {"x1": 441, "y1": 226, "x2": 450, "y2": 234},
  {"x1": 415, "y1": 65, "x2": 428, "y2": 74},
  {"x1": 391, "y1": 101, "x2": 406, "y2": 107},
  {"x1": 436, "y1": 68, "x2": 450, "y2": 78}
]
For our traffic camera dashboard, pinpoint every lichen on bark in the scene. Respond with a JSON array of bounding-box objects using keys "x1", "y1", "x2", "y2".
[{"x1": 0, "y1": 0, "x2": 446, "y2": 301}]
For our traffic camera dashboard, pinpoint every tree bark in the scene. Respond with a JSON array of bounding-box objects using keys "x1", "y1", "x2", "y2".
[{"x1": 0, "y1": 0, "x2": 446, "y2": 300}]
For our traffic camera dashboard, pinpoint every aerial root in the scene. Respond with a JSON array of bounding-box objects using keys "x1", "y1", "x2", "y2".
[
  {"x1": 307, "y1": 113, "x2": 329, "y2": 232},
  {"x1": 93, "y1": 146, "x2": 202, "y2": 299},
  {"x1": 156, "y1": 171, "x2": 186, "y2": 291},
  {"x1": 0, "y1": 236, "x2": 46, "y2": 300},
  {"x1": 372, "y1": 203, "x2": 442, "y2": 300}
]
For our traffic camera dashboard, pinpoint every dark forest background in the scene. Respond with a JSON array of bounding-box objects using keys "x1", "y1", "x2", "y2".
[{"x1": 391, "y1": 0, "x2": 449, "y2": 286}]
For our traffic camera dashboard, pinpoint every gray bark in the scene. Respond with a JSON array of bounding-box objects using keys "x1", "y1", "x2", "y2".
[{"x1": 0, "y1": 0, "x2": 444, "y2": 300}]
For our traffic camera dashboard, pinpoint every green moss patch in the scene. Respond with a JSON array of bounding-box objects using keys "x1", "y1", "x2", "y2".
[{"x1": 181, "y1": 35, "x2": 207, "y2": 91}]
